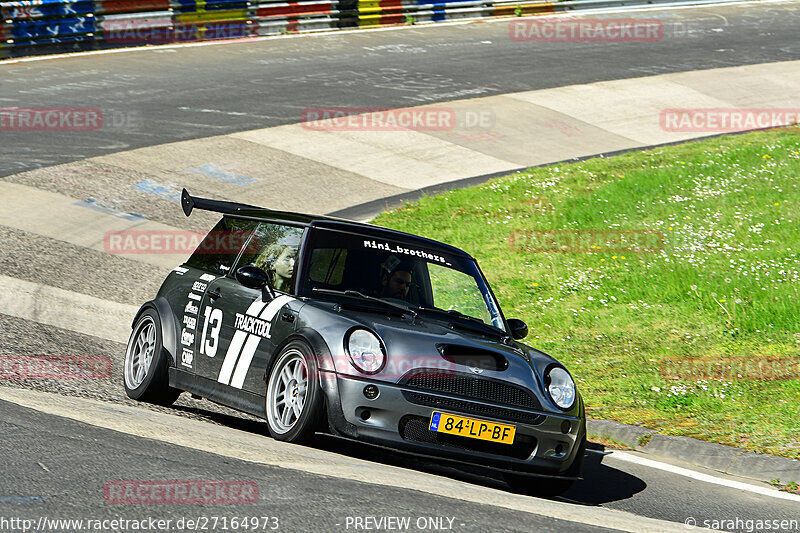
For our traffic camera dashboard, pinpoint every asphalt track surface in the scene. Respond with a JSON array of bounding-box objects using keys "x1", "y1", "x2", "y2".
[
  {"x1": 2, "y1": 1, "x2": 800, "y2": 176},
  {"x1": 1, "y1": 400, "x2": 616, "y2": 533},
  {"x1": 2, "y1": 2, "x2": 800, "y2": 532}
]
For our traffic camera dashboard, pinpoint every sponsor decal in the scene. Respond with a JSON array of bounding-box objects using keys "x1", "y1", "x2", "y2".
[
  {"x1": 216, "y1": 296, "x2": 294, "y2": 389},
  {"x1": 363, "y1": 240, "x2": 449, "y2": 265},
  {"x1": 234, "y1": 313, "x2": 272, "y2": 339},
  {"x1": 179, "y1": 278, "x2": 208, "y2": 369}
]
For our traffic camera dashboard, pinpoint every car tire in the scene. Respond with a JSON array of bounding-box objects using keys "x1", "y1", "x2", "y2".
[
  {"x1": 503, "y1": 434, "x2": 586, "y2": 498},
  {"x1": 123, "y1": 308, "x2": 181, "y2": 406},
  {"x1": 265, "y1": 341, "x2": 324, "y2": 443}
]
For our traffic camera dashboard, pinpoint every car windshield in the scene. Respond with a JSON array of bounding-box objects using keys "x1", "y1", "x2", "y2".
[{"x1": 301, "y1": 227, "x2": 506, "y2": 332}]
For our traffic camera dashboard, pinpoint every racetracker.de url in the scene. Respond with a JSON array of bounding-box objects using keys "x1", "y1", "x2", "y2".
[{"x1": 0, "y1": 516, "x2": 280, "y2": 532}]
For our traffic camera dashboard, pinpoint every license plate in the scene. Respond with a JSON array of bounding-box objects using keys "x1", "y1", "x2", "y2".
[{"x1": 429, "y1": 411, "x2": 516, "y2": 445}]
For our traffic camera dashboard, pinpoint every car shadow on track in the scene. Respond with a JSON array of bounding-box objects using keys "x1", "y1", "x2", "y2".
[
  {"x1": 313, "y1": 436, "x2": 647, "y2": 505},
  {"x1": 557, "y1": 444, "x2": 647, "y2": 505},
  {"x1": 167, "y1": 403, "x2": 646, "y2": 505}
]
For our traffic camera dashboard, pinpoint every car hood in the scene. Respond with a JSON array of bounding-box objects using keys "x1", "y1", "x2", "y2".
[{"x1": 297, "y1": 300, "x2": 563, "y2": 396}]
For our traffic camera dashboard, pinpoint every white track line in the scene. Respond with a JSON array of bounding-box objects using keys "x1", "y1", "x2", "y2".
[{"x1": 608, "y1": 450, "x2": 800, "y2": 503}]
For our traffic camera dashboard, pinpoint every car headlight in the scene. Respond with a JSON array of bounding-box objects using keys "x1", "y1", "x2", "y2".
[
  {"x1": 346, "y1": 329, "x2": 385, "y2": 374},
  {"x1": 545, "y1": 366, "x2": 576, "y2": 409}
]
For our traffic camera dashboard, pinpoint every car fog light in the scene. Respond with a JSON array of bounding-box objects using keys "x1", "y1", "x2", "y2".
[{"x1": 363, "y1": 385, "x2": 379, "y2": 400}]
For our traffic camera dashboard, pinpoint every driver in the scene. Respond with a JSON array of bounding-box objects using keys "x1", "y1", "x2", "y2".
[{"x1": 378, "y1": 256, "x2": 413, "y2": 300}]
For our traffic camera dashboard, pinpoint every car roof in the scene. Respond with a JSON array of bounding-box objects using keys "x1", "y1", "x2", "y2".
[{"x1": 227, "y1": 208, "x2": 474, "y2": 260}]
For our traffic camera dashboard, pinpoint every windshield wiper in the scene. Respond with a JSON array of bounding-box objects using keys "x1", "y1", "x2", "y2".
[
  {"x1": 417, "y1": 306, "x2": 508, "y2": 339},
  {"x1": 311, "y1": 288, "x2": 418, "y2": 318}
]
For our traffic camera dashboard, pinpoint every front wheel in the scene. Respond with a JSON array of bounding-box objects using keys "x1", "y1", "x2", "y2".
[
  {"x1": 123, "y1": 309, "x2": 181, "y2": 406},
  {"x1": 265, "y1": 341, "x2": 324, "y2": 443}
]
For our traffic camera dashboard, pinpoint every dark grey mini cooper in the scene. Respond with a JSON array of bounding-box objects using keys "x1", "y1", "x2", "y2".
[{"x1": 124, "y1": 189, "x2": 586, "y2": 496}]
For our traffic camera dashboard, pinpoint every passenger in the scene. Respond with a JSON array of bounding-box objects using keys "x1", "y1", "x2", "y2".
[{"x1": 256, "y1": 243, "x2": 296, "y2": 293}]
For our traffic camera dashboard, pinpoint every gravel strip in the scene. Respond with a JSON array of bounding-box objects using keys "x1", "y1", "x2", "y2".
[
  {"x1": 0, "y1": 225, "x2": 164, "y2": 305},
  {"x1": 0, "y1": 312, "x2": 264, "y2": 427}
]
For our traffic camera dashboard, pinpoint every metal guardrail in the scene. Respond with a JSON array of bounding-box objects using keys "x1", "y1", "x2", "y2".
[{"x1": 1, "y1": 0, "x2": 749, "y2": 59}]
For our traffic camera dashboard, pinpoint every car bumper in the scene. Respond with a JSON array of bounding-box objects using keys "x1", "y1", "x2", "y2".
[{"x1": 323, "y1": 372, "x2": 585, "y2": 476}]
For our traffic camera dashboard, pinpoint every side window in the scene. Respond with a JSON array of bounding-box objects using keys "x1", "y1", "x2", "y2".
[
  {"x1": 308, "y1": 248, "x2": 347, "y2": 287},
  {"x1": 428, "y1": 263, "x2": 492, "y2": 325},
  {"x1": 237, "y1": 222, "x2": 304, "y2": 294},
  {"x1": 185, "y1": 217, "x2": 257, "y2": 275}
]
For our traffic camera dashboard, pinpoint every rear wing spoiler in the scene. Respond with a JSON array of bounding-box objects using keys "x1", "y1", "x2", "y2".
[{"x1": 181, "y1": 188, "x2": 260, "y2": 217}]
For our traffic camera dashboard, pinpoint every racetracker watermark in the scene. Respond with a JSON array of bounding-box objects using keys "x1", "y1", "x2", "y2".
[
  {"x1": 660, "y1": 108, "x2": 800, "y2": 132},
  {"x1": 661, "y1": 356, "x2": 800, "y2": 381},
  {"x1": 1, "y1": 108, "x2": 102, "y2": 131},
  {"x1": 0, "y1": 108, "x2": 143, "y2": 132},
  {"x1": 300, "y1": 107, "x2": 494, "y2": 132},
  {"x1": 104, "y1": 481, "x2": 258, "y2": 505},
  {"x1": 104, "y1": 230, "x2": 257, "y2": 255},
  {"x1": 0, "y1": 355, "x2": 111, "y2": 380},
  {"x1": 509, "y1": 17, "x2": 663, "y2": 42},
  {"x1": 0, "y1": 516, "x2": 279, "y2": 532},
  {"x1": 508, "y1": 229, "x2": 664, "y2": 253},
  {"x1": 104, "y1": 21, "x2": 251, "y2": 44}
]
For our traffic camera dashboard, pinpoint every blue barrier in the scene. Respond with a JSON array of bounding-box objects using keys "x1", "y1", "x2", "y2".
[
  {"x1": 1, "y1": 1, "x2": 95, "y2": 19},
  {"x1": 5, "y1": 16, "x2": 95, "y2": 40}
]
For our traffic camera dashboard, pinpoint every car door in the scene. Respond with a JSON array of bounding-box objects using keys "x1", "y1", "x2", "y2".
[
  {"x1": 179, "y1": 216, "x2": 257, "y2": 375},
  {"x1": 196, "y1": 221, "x2": 305, "y2": 395}
]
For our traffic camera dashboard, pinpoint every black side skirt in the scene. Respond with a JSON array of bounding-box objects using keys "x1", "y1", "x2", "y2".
[{"x1": 169, "y1": 368, "x2": 266, "y2": 420}]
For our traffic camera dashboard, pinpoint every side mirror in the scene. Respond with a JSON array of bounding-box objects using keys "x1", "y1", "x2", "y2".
[
  {"x1": 507, "y1": 318, "x2": 528, "y2": 340},
  {"x1": 236, "y1": 265, "x2": 268, "y2": 290},
  {"x1": 236, "y1": 265, "x2": 277, "y2": 301}
]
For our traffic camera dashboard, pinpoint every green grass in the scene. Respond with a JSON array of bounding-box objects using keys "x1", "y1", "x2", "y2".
[{"x1": 374, "y1": 126, "x2": 800, "y2": 459}]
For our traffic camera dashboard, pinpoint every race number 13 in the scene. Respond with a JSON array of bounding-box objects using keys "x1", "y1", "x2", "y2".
[{"x1": 200, "y1": 306, "x2": 223, "y2": 357}]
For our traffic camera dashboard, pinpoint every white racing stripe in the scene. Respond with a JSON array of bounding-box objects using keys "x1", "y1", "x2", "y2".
[
  {"x1": 229, "y1": 295, "x2": 294, "y2": 389},
  {"x1": 217, "y1": 298, "x2": 269, "y2": 385},
  {"x1": 608, "y1": 451, "x2": 800, "y2": 503}
]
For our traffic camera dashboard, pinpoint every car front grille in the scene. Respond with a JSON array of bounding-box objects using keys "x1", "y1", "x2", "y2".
[
  {"x1": 400, "y1": 369, "x2": 542, "y2": 410},
  {"x1": 399, "y1": 415, "x2": 537, "y2": 460},
  {"x1": 403, "y1": 392, "x2": 545, "y2": 425}
]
